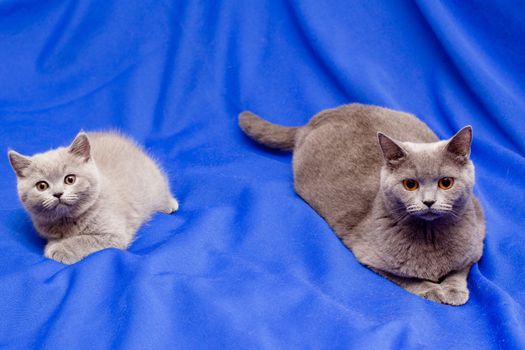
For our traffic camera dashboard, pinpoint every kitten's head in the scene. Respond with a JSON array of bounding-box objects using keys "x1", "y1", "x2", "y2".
[
  {"x1": 377, "y1": 126, "x2": 474, "y2": 222},
  {"x1": 8, "y1": 133, "x2": 100, "y2": 222}
]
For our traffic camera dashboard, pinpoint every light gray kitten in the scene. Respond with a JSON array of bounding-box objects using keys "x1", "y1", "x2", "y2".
[
  {"x1": 8, "y1": 131, "x2": 179, "y2": 264},
  {"x1": 239, "y1": 103, "x2": 485, "y2": 305}
]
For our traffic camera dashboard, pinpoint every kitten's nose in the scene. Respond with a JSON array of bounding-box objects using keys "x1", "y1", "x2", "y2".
[
  {"x1": 423, "y1": 200, "x2": 435, "y2": 208},
  {"x1": 53, "y1": 192, "x2": 63, "y2": 198}
]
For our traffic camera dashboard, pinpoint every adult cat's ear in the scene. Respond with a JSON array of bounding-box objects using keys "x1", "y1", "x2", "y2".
[
  {"x1": 377, "y1": 133, "x2": 407, "y2": 167},
  {"x1": 8, "y1": 150, "x2": 32, "y2": 177},
  {"x1": 69, "y1": 132, "x2": 91, "y2": 162},
  {"x1": 445, "y1": 126, "x2": 472, "y2": 162}
]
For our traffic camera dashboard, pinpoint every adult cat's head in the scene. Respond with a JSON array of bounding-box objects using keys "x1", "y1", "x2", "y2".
[
  {"x1": 8, "y1": 132, "x2": 100, "y2": 222},
  {"x1": 377, "y1": 126, "x2": 474, "y2": 222}
]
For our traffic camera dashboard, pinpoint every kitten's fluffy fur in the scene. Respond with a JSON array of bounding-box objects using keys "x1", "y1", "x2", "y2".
[
  {"x1": 8, "y1": 132, "x2": 179, "y2": 264},
  {"x1": 239, "y1": 104, "x2": 485, "y2": 305}
]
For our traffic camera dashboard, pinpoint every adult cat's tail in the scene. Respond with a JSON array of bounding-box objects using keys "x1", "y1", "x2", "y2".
[{"x1": 238, "y1": 111, "x2": 299, "y2": 151}]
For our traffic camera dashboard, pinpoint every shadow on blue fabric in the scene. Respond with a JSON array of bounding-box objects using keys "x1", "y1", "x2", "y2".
[{"x1": 0, "y1": 0, "x2": 524, "y2": 348}]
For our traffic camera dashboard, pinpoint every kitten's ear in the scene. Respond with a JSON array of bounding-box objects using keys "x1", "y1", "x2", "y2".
[
  {"x1": 377, "y1": 133, "x2": 407, "y2": 167},
  {"x1": 68, "y1": 132, "x2": 91, "y2": 162},
  {"x1": 445, "y1": 126, "x2": 472, "y2": 161},
  {"x1": 8, "y1": 150, "x2": 32, "y2": 177}
]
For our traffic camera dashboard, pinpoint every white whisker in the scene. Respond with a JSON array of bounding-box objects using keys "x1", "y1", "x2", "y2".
[{"x1": 41, "y1": 198, "x2": 57, "y2": 209}]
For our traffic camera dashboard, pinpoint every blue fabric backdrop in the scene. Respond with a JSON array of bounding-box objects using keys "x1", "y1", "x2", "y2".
[{"x1": 0, "y1": 0, "x2": 524, "y2": 348}]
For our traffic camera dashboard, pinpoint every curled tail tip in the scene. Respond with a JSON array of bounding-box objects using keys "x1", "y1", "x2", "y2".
[
  {"x1": 238, "y1": 111, "x2": 260, "y2": 130},
  {"x1": 237, "y1": 110, "x2": 297, "y2": 151},
  {"x1": 239, "y1": 110, "x2": 256, "y2": 118}
]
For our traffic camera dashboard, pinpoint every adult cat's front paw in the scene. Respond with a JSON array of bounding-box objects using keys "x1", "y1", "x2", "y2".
[
  {"x1": 44, "y1": 241, "x2": 84, "y2": 265},
  {"x1": 416, "y1": 282, "x2": 446, "y2": 304},
  {"x1": 418, "y1": 283, "x2": 469, "y2": 306},
  {"x1": 440, "y1": 285, "x2": 469, "y2": 306}
]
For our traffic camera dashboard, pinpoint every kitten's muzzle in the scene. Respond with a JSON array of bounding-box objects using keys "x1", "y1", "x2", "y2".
[{"x1": 53, "y1": 192, "x2": 63, "y2": 198}]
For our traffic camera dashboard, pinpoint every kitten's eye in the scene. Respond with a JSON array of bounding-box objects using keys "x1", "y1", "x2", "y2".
[
  {"x1": 438, "y1": 177, "x2": 454, "y2": 190},
  {"x1": 35, "y1": 181, "x2": 49, "y2": 191},
  {"x1": 402, "y1": 179, "x2": 419, "y2": 191},
  {"x1": 64, "y1": 175, "x2": 76, "y2": 185}
]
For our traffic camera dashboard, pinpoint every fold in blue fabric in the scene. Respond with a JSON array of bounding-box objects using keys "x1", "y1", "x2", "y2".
[{"x1": 0, "y1": 1, "x2": 524, "y2": 348}]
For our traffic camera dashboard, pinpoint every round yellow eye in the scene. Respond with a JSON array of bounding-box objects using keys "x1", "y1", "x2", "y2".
[
  {"x1": 402, "y1": 179, "x2": 419, "y2": 191},
  {"x1": 438, "y1": 177, "x2": 454, "y2": 190},
  {"x1": 36, "y1": 181, "x2": 49, "y2": 191},
  {"x1": 64, "y1": 175, "x2": 76, "y2": 185}
]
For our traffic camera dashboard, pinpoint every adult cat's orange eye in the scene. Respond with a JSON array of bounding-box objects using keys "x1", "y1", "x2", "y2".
[
  {"x1": 438, "y1": 177, "x2": 454, "y2": 190},
  {"x1": 35, "y1": 181, "x2": 49, "y2": 191},
  {"x1": 64, "y1": 175, "x2": 76, "y2": 185},
  {"x1": 402, "y1": 179, "x2": 419, "y2": 191}
]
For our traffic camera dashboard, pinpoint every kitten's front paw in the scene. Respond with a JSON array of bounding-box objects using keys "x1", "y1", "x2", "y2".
[{"x1": 44, "y1": 242, "x2": 83, "y2": 265}]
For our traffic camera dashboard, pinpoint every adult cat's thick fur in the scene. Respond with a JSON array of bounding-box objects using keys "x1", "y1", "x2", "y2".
[
  {"x1": 8, "y1": 132, "x2": 179, "y2": 264},
  {"x1": 239, "y1": 104, "x2": 485, "y2": 305}
]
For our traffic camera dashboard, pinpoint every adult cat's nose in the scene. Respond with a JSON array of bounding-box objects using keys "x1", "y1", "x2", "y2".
[
  {"x1": 53, "y1": 192, "x2": 63, "y2": 198},
  {"x1": 423, "y1": 200, "x2": 435, "y2": 208}
]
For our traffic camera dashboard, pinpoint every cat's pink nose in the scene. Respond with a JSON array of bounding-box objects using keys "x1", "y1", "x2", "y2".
[
  {"x1": 423, "y1": 200, "x2": 435, "y2": 208},
  {"x1": 53, "y1": 192, "x2": 63, "y2": 198}
]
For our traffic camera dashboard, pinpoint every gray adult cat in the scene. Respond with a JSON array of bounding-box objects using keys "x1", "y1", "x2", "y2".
[
  {"x1": 8, "y1": 132, "x2": 179, "y2": 264},
  {"x1": 239, "y1": 103, "x2": 485, "y2": 305}
]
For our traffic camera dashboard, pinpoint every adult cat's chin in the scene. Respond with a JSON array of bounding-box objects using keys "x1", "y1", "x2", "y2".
[
  {"x1": 415, "y1": 212, "x2": 443, "y2": 221},
  {"x1": 410, "y1": 209, "x2": 456, "y2": 222}
]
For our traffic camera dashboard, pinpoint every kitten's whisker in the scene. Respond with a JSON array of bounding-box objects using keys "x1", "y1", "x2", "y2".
[{"x1": 41, "y1": 198, "x2": 57, "y2": 209}]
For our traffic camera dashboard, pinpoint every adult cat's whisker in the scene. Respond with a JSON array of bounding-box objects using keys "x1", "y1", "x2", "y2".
[{"x1": 447, "y1": 210, "x2": 461, "y2": 219}]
